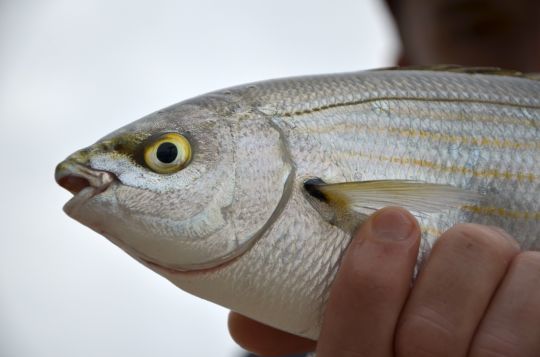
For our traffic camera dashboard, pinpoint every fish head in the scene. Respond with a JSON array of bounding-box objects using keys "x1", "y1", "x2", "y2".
[{"x1": 55, "y1": 97, "x2": 293, "y2": 272}]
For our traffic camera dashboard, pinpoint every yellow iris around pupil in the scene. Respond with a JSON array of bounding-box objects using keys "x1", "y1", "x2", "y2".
[{"x1": 143, "y1": 133, "x2": 191, "y2": 174}]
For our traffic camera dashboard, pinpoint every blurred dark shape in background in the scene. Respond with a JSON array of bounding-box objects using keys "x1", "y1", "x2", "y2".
[
  {"x1": 240, "y1": 0, "x2": 539, "y2": 356},
  {"x1": 245, "y1": 354, "x2": 305, "y2": 357},
  {"x1": 386, "y1": 0, "x2": 540, "y2": 72}
]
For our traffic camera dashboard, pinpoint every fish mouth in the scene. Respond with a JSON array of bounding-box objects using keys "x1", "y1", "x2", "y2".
[{"x1": 55, "y1": 160, "x2": 117, "y2": 215}]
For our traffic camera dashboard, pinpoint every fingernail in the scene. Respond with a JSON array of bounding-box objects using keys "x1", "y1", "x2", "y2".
[
  {"x1": 372, "y1": 208, "x2": 416, "y2": 241},
  {"x1": 488, "y1": 226, "x2": 520, "y2": 248}
]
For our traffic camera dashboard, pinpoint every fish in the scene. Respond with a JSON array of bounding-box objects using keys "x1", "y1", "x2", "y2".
[{"x1": 55, "y1": 66, "x2": 540, "y2": 339}]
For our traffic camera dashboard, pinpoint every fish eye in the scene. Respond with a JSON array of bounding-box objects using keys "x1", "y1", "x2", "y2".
[{"x1": 143, "y1": 133, "x2": 191, "y2": 174}]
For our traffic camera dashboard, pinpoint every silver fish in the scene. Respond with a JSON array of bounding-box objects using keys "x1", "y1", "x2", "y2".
[{"x1": 55, "y1": 67, "x2": 540, "y2": 339}]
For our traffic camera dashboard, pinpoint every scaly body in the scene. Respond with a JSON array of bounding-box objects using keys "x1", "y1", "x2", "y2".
[{"x1": 56, "y1": 68, "x2": 540, "y2": 339}]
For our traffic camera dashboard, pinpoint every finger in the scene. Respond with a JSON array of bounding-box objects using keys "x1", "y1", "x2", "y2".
[
  {"x1": 470, "y1": 251, "x2": 540, "y2": 357},
  {"x1": 316, "y1": 207, "x2": 421, "y2": 357},
  {"x1": 395, "y1": 224, "x2": 520, "y2": 357},
  {"x1": 228, "y1": 312, "x2": 316, "y2": 356}
]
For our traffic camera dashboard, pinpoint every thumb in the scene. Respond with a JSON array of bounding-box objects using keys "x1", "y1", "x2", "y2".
[{"x1": 316, "y1": 206, "x2": 421, "y2": 357}]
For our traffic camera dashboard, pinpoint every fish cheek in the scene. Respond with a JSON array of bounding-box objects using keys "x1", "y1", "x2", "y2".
[
  {"x1": 105, "y1": 184, "x2": 234, "y2": 267},
  {"x1": 103, "y1": 151, "x2": 240, "y2": 268},
  {"x1": 115, "y1": 185, "x2": 208, "y2": 221}
]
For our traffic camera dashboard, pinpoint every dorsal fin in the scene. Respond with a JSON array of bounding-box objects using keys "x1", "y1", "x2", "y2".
[{"x1": 376, "y1": 65, "x2": 540, "y2": 81}]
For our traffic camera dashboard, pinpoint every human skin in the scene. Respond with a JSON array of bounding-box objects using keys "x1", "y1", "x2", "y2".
[
  {"x1": 228, "y1": 207, "x2": 540, "y2": 356},
  {"x1": 390, "y1": 0, "x2": 540, "y2": 72}
]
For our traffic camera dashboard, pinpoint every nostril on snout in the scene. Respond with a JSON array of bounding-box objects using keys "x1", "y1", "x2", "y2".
[{"x1": 57, "y1": 175, "x2": 91, "y2": 195}]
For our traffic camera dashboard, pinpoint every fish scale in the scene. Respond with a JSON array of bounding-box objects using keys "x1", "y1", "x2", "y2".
[
  {"x1": 208, "y1": 69, "x2": 540, "y2": 336},
  {"x1": 56, "y1": 68, "x2": 540, "y2": 339}
]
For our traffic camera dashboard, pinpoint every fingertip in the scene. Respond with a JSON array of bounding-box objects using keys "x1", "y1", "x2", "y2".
[
  {"x1": 316, "y1": 207, "x2": 421, "y2": 356},
  {"x1": 436, "y1": 223, "x2": 520, "y2": 263},
  {"x1": 228, "y1": 312, "x2": 265, "y2": 351},
  {"x1": 227, "y1": 312, "x2": 245, "y2": 345},
  {"x1": 370, "y1": 206, "x2": 420, "y2": 241},
  {"x1": 487, "y1": 225, "x2": 521, "y2": 250},
  {"x1": 351, "y1": 207, "x2": 420, "y2": 249},
  {"x1": 344, "y1": 207, "x2": 421, "y2": 283}
]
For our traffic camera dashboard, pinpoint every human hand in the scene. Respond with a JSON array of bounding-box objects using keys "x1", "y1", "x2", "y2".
[{"x1": 228, "y1": 207, "x2": 540, "y2": 356}]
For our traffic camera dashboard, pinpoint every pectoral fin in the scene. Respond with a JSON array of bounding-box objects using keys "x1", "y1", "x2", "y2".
[{"x1": 304, "y1": 178, "x2": 479, "y2": 216}]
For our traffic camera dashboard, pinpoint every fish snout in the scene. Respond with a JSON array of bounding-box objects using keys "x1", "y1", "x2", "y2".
[{"x1": 55, "y1": 157, "x2": 116, "y2": 195}]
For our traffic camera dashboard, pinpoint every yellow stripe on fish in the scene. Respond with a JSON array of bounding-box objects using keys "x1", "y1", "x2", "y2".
[
  {"x1": 336, "y1": 152, "x2": 538, "y2": 182},
  {"x1": 463, "y1": 205, "x2": 540, "y2": 221},
  {"x1": 386, "y1": 127, "x2": 540, "y2": 150}
]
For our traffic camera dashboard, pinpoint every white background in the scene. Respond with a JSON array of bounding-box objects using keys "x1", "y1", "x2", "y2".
[{"x1": 0, "y1": 1, "x2": 397, "y2": 356}]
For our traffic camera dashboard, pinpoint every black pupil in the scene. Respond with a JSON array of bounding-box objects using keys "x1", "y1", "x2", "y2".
[{"x1": 156, "y1": 142, "x2": 178, "y2": 164}]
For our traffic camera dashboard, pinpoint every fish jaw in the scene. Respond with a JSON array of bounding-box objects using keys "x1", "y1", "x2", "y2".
[
  {"x1": 54, "y1": 158, "x2": 178, "y2": 272},
  {"x1": 55, "y1": 159, "x2": 117, "y2": 217}
]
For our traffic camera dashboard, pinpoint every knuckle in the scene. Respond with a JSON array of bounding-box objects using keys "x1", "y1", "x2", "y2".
[
  {"x1": 436, "y1": 223, "x2": 518, "y2": 262},
  {"x1": 396, "y1": 306, "x2": 456, "y2": 357}
]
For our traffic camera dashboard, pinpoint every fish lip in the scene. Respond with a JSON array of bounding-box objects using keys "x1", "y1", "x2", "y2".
[{"x1": 56, "y1": 161, "x2": 117, "y2": 216}]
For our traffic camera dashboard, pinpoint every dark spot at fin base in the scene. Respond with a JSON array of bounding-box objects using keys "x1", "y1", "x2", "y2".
[{"x1": 303, "y1": 177, "x2": 328, "y2": 202}]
